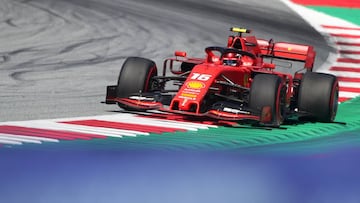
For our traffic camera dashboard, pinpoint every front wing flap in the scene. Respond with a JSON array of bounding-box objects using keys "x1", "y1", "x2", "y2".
[{"x1": 114, "y1": 98, "x2": 163, "y2": 110}]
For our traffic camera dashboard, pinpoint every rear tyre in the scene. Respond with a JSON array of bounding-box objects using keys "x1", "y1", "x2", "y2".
[
  {"x1": 116, "y1": 57, "x2": 158, "y2": 109},
  {"x1": 298, "y1": 72, "x2": 338, "y2": 122},
  {"x1": 249, "y1": 74, "x2": 284, "y2": 126}
]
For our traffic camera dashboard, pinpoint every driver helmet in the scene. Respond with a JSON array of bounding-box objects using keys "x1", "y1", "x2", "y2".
[{"x1": 223, "y1": 52, "x2": 239, "y2": 66}]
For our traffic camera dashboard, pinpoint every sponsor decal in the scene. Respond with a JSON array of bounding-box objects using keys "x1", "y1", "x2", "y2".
[
  {"x1": 186, "y1": 81, "x2": 205, "y2": 89},
  {"x1": 180, "y1": 93, "x2": 197, "y2": 98},
  {"x1": 184, "y1": 88, "x2": 201, "y2": 93}
]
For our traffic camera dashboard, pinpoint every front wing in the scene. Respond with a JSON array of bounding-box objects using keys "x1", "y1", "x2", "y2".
[{"x1": 107, "y1": 95, "x2": 272, "y2": 124}]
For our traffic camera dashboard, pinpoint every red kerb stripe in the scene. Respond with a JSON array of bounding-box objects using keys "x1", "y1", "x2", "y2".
[
  {"x1": 339, "y1": 50, "x2": 360, "y2": 55},
  {"x1": 339, "y1": 97, "x2": 351, "y2": 102},
  {"x1": 330, "y1": 66, "x2": 360, "y2": 73},
  {"x1": 322, "y1": 25, "x2": 360, "y2": 31},
  {"x1": 330, "y1": 33, "x2": 360, "y2": 39},
  {"x1": 337, "y1": 58, "x2": 360, "y2": 63},
  {"x1": 339, "y1": 86, "x2": 360, "y2": 93},
  {"x1": 0, "y1": 125, "x2": 105, "y2": 140},
  {"x1": 338, "y1": 77, "x2": 360, "y2": 83},
  {"x1": 61, "y1": 119, "x2": 186, "y2": 134},
  {"x1": 292, "y1": 0, "x2": 360, "y2": 8},
  {"x1": 337, "y1": 42, "x2": 360, "y2": 46}
]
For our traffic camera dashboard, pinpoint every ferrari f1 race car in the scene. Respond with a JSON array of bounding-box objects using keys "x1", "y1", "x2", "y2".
[{"x1": 105, "y1": 27, "x2": 339, "y2": 127}]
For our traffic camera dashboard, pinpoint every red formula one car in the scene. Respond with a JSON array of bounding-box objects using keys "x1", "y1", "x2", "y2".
[{"x1": 105, "y1": 27, "x2": 338, "y2": 127}]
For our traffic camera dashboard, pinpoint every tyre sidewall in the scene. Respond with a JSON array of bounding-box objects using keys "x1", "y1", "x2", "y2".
[
  {"x1": 298, "y1": 72, "x2": 338, "y2": 122},
  {"x1": 249, "y1": 74, "x2": 283, "y2": 126},
  {"x1": 117, "y1": 57, "x2": 157, "y2": 98}
]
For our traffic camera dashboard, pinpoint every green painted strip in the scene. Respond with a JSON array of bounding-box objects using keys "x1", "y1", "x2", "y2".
[{"x1": 307, "y1": 6, "x2": 360, "y2": 26}]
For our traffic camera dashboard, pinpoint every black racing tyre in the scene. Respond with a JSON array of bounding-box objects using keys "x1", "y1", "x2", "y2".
[
  {"x1": 116, "y1": 56, "x2": 157, "y2": 99},
  {"x1": 249, "y1": 74, "x2": 284, "y2": 126},
  {"x1": 298, "y1": 72, "x2": 338, "y2": 122}
]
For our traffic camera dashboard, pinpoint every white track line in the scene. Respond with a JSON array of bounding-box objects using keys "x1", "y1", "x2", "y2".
[
  {"x1": 334, "y1": 38, "x2": 360, "y2": 44},
  {"x1": 333, "y1": 61, "x2": 360, "y2": 68},
  {"x1": 323, "y1": 29, "x2": 360, "y2": 36},
  {"x1": 340, "y1": 81, "x2": 360, "y2": 88},
  {"x1": 337, "y1": 46, "x2": 360, "y2": 52},
  {"x1": 51, "y1": 113, "x2": 217, "y2": 130},
  {"x1": 339, "y1": 91, "x2": 360, "y2": 98},
  {"x1": 0, "y1": 134, "x2": 42, "y2": 144},
  {"x1": 325, "y1": 71, "x2": 360, "y2": 78},
  {"x1": 339, "y1": 54, "x2": 360, "y2": 60},
  {"x1": 0, "y1": 133, "x2": 59, "y2": 143},
  {"x1": 97, "y1": 114, "x2": 214, "y2": 131},
  {"x1": 0, "y1": 139, "x2": 22, "y2": 145},
  {"x1": 5, "y1": 120, "x2": 148, "y2": 138}
]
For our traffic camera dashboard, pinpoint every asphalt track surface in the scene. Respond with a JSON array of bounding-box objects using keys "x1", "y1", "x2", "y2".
[
  {"x1": 0, "y1": 0, "x2": 331, "y2": 122},
  {"x1": 3, "y1": 1, "x2": 360, "y2": 203}
]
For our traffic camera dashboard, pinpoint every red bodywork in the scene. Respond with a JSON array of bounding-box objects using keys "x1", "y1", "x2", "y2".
[
  {"x1": 106, "y1": 28, "x2": 317, "y2": 123},
  {"x1": 170, "y1": 64, "x2": 251, "y2": 113}
]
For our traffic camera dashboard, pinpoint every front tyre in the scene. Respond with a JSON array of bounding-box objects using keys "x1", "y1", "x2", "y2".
[
  {"x1": 116, "y1": 57, "x2": 158, "y2": 109},
  {"x1": 249, "y1": 74, "x2": 284, "y2": 127}
]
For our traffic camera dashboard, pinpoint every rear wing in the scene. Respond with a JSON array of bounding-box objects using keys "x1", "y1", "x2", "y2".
[{"x1": 257, "y1": 39, "x2": 316, "y2": 70}]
